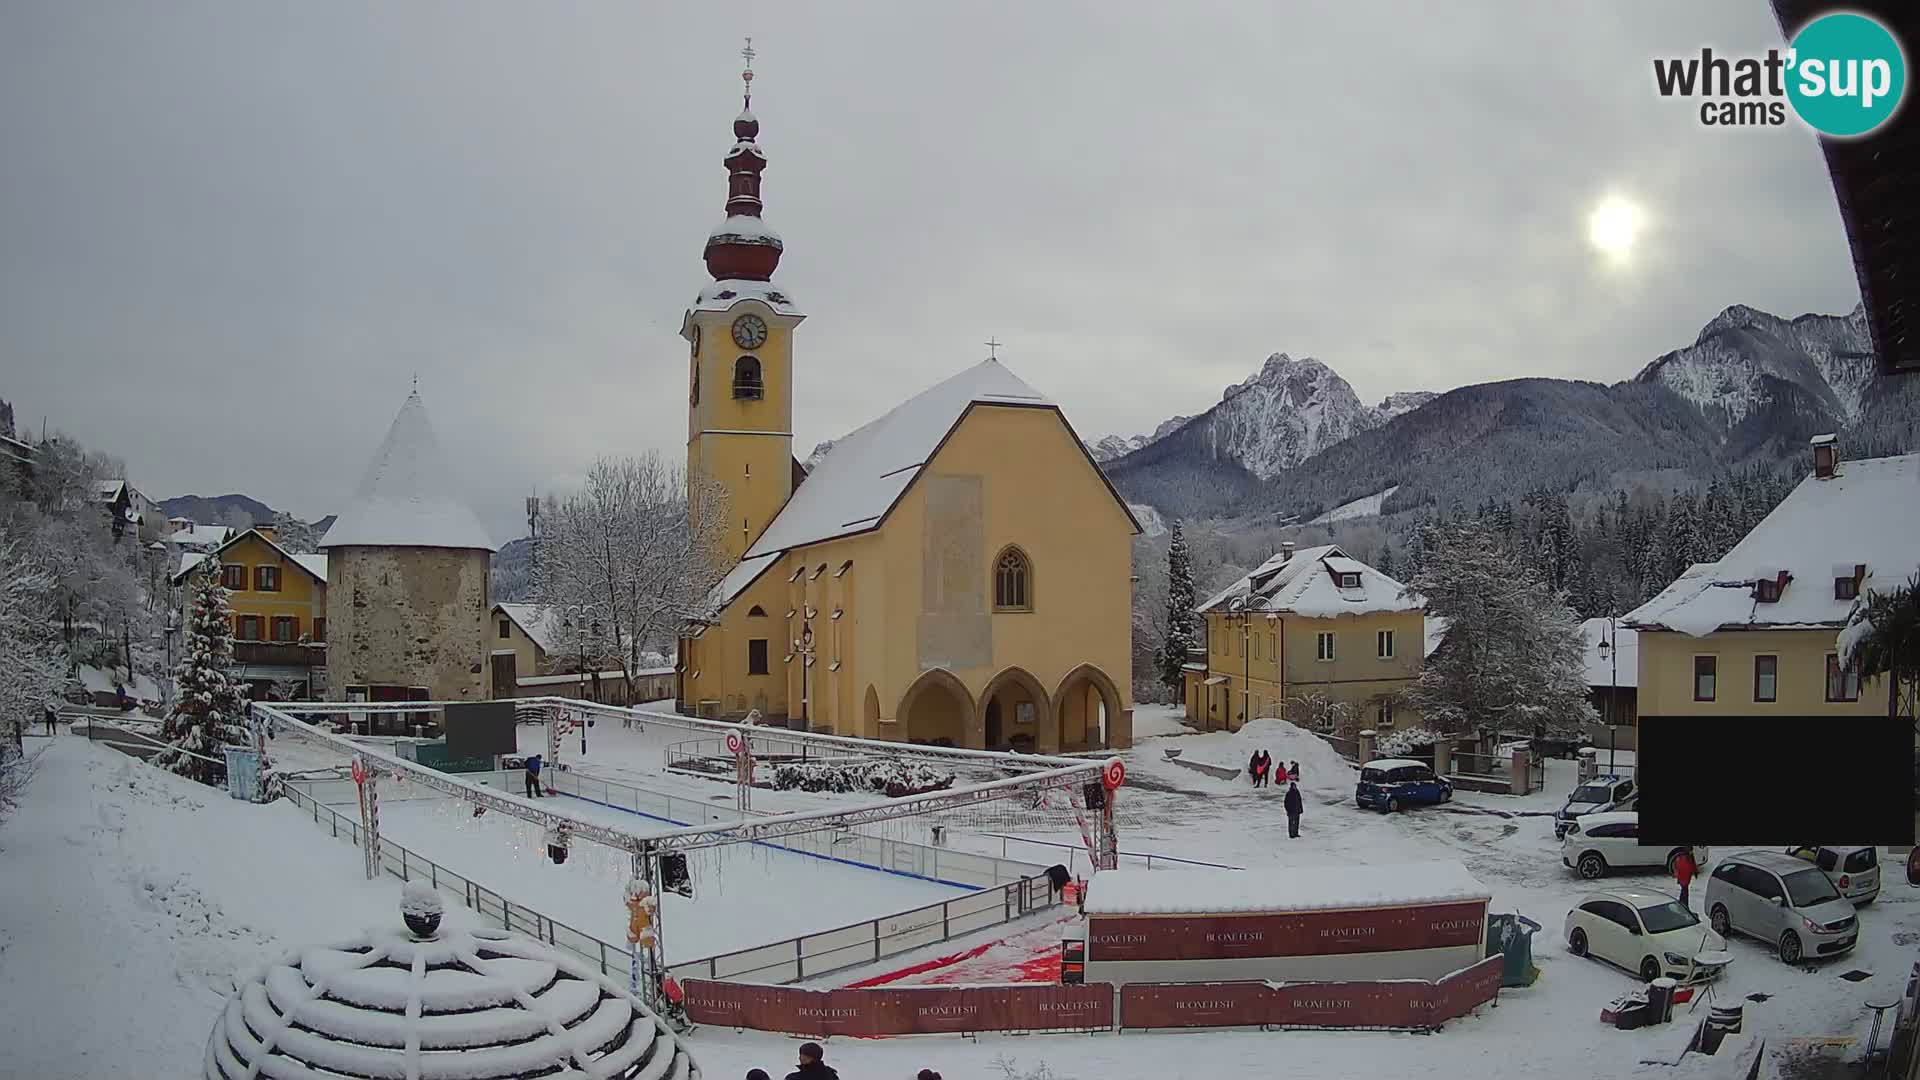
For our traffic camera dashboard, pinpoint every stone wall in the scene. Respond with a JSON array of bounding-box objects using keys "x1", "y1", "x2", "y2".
[{"x1": 325, "y1": 546, "x2": 489, "y2": 701}]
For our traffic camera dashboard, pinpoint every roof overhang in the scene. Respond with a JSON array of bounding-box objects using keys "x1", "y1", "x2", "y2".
[{"x1": 1772, "y1": 0, "x2": 1919, "y2": 376}]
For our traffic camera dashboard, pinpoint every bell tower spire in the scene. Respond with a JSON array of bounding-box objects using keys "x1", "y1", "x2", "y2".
[{"x1": 704, "y1": 37, "x2": 783, "y2": 282}]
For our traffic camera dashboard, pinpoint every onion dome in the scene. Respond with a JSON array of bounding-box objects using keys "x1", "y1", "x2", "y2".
[
  {"x1": 205, "y1": 894, "x2": 698, "y2": 1079},
  {"x1": 703, "y1": 45, "x2": 783, "y2": 282}
]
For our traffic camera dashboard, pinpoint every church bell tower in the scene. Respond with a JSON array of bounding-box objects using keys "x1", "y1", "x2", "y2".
[{"x1": 683, "y1": 39, "x2": 804, "y2": 561}]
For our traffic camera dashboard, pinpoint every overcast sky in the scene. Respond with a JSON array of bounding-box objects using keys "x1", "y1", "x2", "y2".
[{"x1": 0, "y1": 2, "x2": 1864, "y2": 541}]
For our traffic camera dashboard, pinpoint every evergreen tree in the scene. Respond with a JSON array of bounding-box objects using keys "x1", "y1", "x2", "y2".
[
  {"x1": 1402, "y1": 520, "x2": 1597, "y2": 737},
  {"x1": 156, "y1": 573, "x2": 253, "y2": 784},
  {"x1": 1157, "y1": 521, "x2": 1199, "y2": 689}
]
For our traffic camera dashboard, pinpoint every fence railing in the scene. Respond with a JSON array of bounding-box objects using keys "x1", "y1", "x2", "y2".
[
  {"x1": 976, "y1": 832, "x2": 1243, "y2": 874},
  {"x1": 662, "y1": 733, "x2": 850, "y2": 773},
  {"x1": 1315, "y1": 732, "x2": 1360, "y2": 763},
  {"x1": 283, "y1": 765, "x2": 1061, "y2": 985}
]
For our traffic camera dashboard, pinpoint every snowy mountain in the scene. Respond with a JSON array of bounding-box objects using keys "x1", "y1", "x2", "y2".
[
  {"x1": 1088, "y1": 415, "x2": 1193, "y2": 463},
  {"x1": 1108, "y1": 302, "x2": 1901, "y2": 526},
  {"x1": 1632, "y1": 302, "x2": 1873, "y2": 428}
]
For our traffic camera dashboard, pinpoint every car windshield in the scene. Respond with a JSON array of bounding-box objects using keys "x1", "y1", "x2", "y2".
[
  {"x1": 1569, "y1": 784, "x2": 1612, "y2": 805},
  {"x1": 1637, "y1": 902, "x2": 1699, "y2": 934},
  {"x1": 1784, "y1": 868, "x2": 1842, "y2": 907}
]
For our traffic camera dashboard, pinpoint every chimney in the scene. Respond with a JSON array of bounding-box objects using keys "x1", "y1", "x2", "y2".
[
  {"x1": 1281, "y1": 541, "x2": 1296, "y2": 560},
  {"x1": 1811, "y1": 433, "x2": 1839, "y2": 479}
]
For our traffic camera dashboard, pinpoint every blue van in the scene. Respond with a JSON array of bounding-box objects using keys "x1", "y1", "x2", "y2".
[{"x1": 1356, "y1": 758, "x2": 1453, "y2": 812}]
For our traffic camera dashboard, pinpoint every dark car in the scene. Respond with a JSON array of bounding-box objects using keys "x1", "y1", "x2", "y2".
[{"x1": 1356, "y1": 759, "x2": 1453, "y2": 812}]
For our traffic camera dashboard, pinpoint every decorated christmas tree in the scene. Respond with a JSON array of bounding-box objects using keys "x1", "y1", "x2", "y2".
[{"x1": 155, "y1": 573, "x2": 255, "y2": 784}]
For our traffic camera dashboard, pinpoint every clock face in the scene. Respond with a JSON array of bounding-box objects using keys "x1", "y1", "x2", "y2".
[{"x1": 731, "y1": 315, "x2": 768, "y2": 350}]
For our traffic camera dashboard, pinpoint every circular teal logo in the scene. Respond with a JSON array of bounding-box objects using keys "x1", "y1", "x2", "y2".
[{"x1": 1787, "y1": 12, "x2": 1906, "y2": 137}]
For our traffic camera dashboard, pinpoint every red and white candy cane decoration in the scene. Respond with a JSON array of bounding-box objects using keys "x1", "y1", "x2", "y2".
[
  {"x1": 724, "y1": 731, "x2": 744, "y2": 755},
  {"x1": 1102, "y1": 757, "x2": 1126, "y2": 791}
]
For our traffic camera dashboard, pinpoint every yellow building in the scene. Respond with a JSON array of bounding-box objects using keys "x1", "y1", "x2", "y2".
[
  {"x1": 1625, "y1": 441, "x2": 1918, "y2": 723},
  {"x1": 1185, "y1": 543, "x2": 1426, "y2": 735},
  {"x1": 674, "y1": 80, "x2": 1139, "y2": 750},
  {"x1": 173, "y1": 525, "x2": 329, "y2": 697}
]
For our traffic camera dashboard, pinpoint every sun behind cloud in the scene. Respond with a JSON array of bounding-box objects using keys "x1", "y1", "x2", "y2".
[{"x1": 1587, "y1": 195, "x2": 1646, "y2": 263}]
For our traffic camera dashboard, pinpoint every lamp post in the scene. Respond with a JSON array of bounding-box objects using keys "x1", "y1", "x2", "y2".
[
  {"x1": 1597, "y1": 612, "x2": 1618, "y2": 774},
  {"x1": 793, "y1": 622, "x2": 815, "y2": 732}
]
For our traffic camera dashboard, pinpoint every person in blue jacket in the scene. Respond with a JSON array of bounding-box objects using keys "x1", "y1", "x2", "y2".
[{"x1": 524, "y1": 754, "x2": 543, "y2": 798}]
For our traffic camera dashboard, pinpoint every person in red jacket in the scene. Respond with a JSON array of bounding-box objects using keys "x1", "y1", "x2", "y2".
[{"x1": 1674, "y1": 848, "x2": 1698, "y2": 909}]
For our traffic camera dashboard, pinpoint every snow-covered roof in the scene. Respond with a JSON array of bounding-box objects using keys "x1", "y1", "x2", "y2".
[
  {"x1": 710, "y1": 551, "x2": 781, "y2": 609},
  {"x1": 708, "y1": 214, "x2": 782, "y2": 246},
  {"x1": 1625, "y1": 452, "x2": 1920, "y2": 636},
  {"x1": 1361, "y1": 758, "x2": 1433, "y2": 771},
  {"x1": 320, "y1": 391, "x2": 496, "y2": 552},
  {"x1": 1085, "y1": 860, "x2": 1489, "y2": 915},
  {"x1": 96, "y1": 479, "x2": 126, "y2": 500},
  {"x1": 292, "y1": 552, "x2": 328, "y2": 584},
  {"x1": 1199, "y1": 545, "x2": 1421, "y2": 618},
  {"x1": 689, "y1": 278, "x2": 804, "y2": 318},
  {"x1": 1579, "y1": 618, "x2": 1638, "y2": 688},
  {"x1": 177, "y1": 551, "x2": 208, "y2": 580},
  {"x1": 168, "y1": 523, "x2": 231, "y2": 549},
  {"x1": 207, "y1": 920, "x2": 699, "y2": 1080},
  {"x1": 173, "y1": 530, "x2": 327, "y2": 585},
  {"x1": 743, "y1": 359, "x2": 1088, "y2": 558},
  {"x1": 495, "y1": 603, "x2": 565, "y2": 654},
  {"x1": 1424, "y1": 615, "x2": 1448, "y2": 658}
]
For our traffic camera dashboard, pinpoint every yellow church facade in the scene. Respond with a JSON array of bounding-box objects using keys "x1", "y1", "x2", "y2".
[{"x1": 674, "y1": 74, "x2": 1137, "y2": 751}]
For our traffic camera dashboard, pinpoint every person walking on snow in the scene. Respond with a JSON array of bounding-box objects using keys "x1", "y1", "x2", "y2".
[
  {"x1": 45, "y1": 703, "x2": 58, "y2": 735},
  {"x1": 1284, "y1": 781, "x2": 1304, "y2": 838},
  {"x1": 1673, "y1": 847, "x2": 1698, "y2": 909},
  {"x1": 524, "y1": 754, "x2": 543, "y2": 798},
  {"x1": 1247, "y1": 750, "x2": 1262, "y2": 787},
  {"x1": 785, "y1": 1042, "x2": 838, "y2": 1080},
  {"x1": 1288, "y1": 760, "x2": 1300, "y2": 783}
]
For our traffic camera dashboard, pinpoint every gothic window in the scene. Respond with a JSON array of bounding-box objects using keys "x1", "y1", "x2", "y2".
[
  {"x1": 747, "y1": 605, "x2": 767, "y2": 617},
  {"x1": 993, "y1": 547, "x2": 1032, "y2": 612},
  {"x1": 732, "y1": 356, "x2": 763, "y2": 399}
]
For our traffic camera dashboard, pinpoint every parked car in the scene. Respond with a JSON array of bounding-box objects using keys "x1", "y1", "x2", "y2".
[
  {"x1": 1784, "y1": 845, "x2": 1881, "y2": 905},
  {"x1": 1704, "y1": 851, "x2": 1859, "y2": 965},
  {"x1": 1560, "y1": 812, "x2": 1707, "y2": 880},
  {"x1": 1355, "y1": 759, "x2": 1453, "y2": 812},
  {"x1": 1564, "y1": 886, "x2": 1732, "y2": 983},
  {"x1": 1553, "y1": 775, "x2": 1637, "y2": 839}
]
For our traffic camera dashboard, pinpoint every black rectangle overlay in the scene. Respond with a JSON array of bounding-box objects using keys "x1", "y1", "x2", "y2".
[{"x1": 1638, "y1": 717, "x2": 1913, "y2": 846}]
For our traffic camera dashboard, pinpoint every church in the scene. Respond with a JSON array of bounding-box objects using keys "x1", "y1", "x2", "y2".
[{"x1": 674, "y1": 59, "x2": 1138, "y2": 751}]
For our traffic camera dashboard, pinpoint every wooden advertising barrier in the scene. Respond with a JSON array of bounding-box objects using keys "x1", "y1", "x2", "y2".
[
  {"x1": 682, "y1": 980, "x2": 1114, "y2": 1036},
  {"x1": 1087, "y1": 900, "x2": 1487, "y2": 962},
  {"x1": 685, "y1": 956, "x2": 1502, "y2": 1037},
  {"x1": 1119, "y1": 955, "x2": 1505, "y2": 1031}
]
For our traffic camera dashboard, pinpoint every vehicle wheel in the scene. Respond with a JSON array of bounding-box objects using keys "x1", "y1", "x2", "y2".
[
  {"x1": 1568, "y1": 927, "x2": 1589, "y2": 957},
  {"x1": 1441, "y1": 788, "x2": 1453, "y2": 803},
  {"x1": 1356, "y1": 799, "x2": 1366, "y2": 809},
  {"x1": 1387, "y1": 797, "x2": 1402, "y2": 813},
  {"x1": 1578, "y1": 853, "x2": 1607, "y2": 880},
  {"x1": 1639, "y1": 956, "x2": 1662, "y2": 983},
  {"x1": 1709, "y1": 905, "x2": 1731, "y2": 937},
  {"x1": 1779, "y1": 931, "x2": 1803, "y2": 964}
]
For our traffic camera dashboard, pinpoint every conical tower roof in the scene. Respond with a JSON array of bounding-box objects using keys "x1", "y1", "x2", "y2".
[{"x1": 320, "y1": 390, "x2": 496, "y2": 552}]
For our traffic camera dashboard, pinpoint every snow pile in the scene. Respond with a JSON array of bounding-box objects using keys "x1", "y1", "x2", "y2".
[
  {"x1": 320, "y1": 390, "x2": 496, "y2": 552},
  {"x1": 401, "y1": 882, "x2": 443, "y2": 919},
  {"x1": 207, "y1": 923, "x2": 699, "y2": 1079},
  {"x1": 1168, "y1": 717, "x2": 1356, "y2": 796},
  {"x1": 770, "y1": 758, "x2": 955, "y2": 796},
  {"x1": 1085, "y1": 860, "x2": 1489, "y2": 915}
]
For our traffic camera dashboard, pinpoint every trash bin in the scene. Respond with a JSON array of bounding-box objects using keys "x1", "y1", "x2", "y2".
[
  {"x1": 1485, "y1": 913, "x2": 1542, "y2": 987},
  {"x1": 1647, "y1": 978, "x2": 1677, "y2": 1024}
]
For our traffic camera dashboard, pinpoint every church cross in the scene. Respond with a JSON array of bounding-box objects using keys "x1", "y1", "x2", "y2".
[{"x1": 984, "y1": 337, "x2": 1002, "y2": 360}]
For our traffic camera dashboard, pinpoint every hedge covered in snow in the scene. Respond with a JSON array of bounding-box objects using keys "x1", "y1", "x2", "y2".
[
  {"x1": 769, "y1": 758, "x2": 955, "y2": 797},
  {"x1": 1375, "y1": 726, "x2": 1442, "y2": 758}
]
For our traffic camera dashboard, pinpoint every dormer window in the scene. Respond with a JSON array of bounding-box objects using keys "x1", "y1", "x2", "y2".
[
  {"x1": 1834, "y1": 563, "x2": 1864, "y2": 600},
  {"x1": 1753, "y1": 570, "x2": 1789, "y2": 603},
  {"x1": 1338, "y1": 573, "x2": 1361, "y2": 589},
  {"x1": 732, "y1": 356, "x2": 764, "y2": 400}
]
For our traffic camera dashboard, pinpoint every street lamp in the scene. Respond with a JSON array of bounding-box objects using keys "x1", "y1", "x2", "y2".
[
  {"x1": 793, "y1": 622, "x2": 815, "y2": 732},
  {"x1": 1596, "y1": 612, "x2": 1618, "y2": 774}
]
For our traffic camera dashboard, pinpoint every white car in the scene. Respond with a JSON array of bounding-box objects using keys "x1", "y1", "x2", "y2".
[
  {"x1": 1564, "y1": 887, "x2": 1732, "y2": 984},
  {"x1": 1560, "y1": 811, "x2": 1708, "y2": 880}
]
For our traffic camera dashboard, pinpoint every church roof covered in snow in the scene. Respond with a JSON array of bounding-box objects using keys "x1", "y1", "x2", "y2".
[
  {"x1": 320, "y1": 391, "x2": 496, "y2": 552},
  {"x1": 1198, "y1": 545, "x2": 1420, "y2": 619},
  {"x1": 205, "y1": 912, "x2": 698, "y2": 1080},
  {"x1": 740, "y1": 359, "x2": 1137, "y2": 561},
  {"x1": 1624, "y1": 451, "x2": 1920, "y2": 637}
]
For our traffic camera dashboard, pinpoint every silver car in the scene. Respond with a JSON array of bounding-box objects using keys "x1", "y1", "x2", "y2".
[
  {"x1": 1703, "y1": 850, "x2": 1859, "y2": 965},
  {"x1": 1784, "y1": 845, "x2": 1882, "y2": 905}
]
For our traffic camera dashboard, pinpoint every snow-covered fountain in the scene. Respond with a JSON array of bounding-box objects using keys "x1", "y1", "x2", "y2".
[{"x1": 204, "y1": 884, "x2": 700, "y2": 1079}]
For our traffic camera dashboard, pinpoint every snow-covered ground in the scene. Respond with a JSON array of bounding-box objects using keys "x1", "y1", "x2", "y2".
[
  {"x1": 1308, "y1": 484, "x2": 1400, "y2": 524},
  {"x1": 5, "y1": 718, "x2": 1914, "y2": 1079}
]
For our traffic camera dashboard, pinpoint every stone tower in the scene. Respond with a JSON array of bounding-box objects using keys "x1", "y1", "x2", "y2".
[
  {"x1": 322, "y1": 390, "x2": 496, "y2": 706},
  {"x1": 682, "y1": 42, "x2": 805, "y2": 562}
]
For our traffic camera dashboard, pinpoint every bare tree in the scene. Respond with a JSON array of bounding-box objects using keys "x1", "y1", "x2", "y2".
[
  {"x1": 0, "y1": 525, "x2": 67, "y2": 799},
  {"x1": 529, "y1": 454, "x2": 731, "y2": 699}
]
